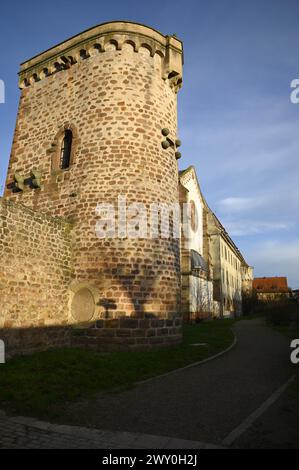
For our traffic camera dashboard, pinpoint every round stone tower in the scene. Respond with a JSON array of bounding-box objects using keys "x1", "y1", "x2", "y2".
[{"x1": 5, "y1": 22, "x2": 184, "y2": 338}]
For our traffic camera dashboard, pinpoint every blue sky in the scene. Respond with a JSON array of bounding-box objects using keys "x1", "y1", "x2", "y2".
[{"x1": 0, "y1": 0, "x2": 298, "y2": 287}]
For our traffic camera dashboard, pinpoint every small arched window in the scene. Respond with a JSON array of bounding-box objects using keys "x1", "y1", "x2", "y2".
[{"x1": 60, "y1": 129, "x2": 73, "y2": 169}]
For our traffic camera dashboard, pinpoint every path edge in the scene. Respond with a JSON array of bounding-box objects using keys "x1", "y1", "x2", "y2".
[{"x1": 137, "y1": 328, "x2": 237, "y2": 385}]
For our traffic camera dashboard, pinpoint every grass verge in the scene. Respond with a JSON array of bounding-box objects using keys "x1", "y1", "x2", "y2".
[{"x1": 0, "y1": 319, "x2": 234, "y2": 418}]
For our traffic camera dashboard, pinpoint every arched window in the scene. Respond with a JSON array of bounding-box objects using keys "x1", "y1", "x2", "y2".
[{"x1": 60, "y1": 129, "x2": 73, "y2": 169}]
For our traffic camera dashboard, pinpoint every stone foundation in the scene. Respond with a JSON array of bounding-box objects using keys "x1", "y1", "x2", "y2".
[
  {"x1": 71, "y1": 317, "x2": 182, "y2": 351},
  {"x1": 0, "y1": 326, "x2": 71, "y2": 358}
]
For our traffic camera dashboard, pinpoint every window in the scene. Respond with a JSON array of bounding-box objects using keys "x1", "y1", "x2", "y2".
[{"x1": 60, "y1": 129, "x2": 73, "y2": 169}]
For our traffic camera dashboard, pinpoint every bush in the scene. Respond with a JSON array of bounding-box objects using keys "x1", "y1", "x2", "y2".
[
  {"x1": 260, "y1": 300, "x2": 299, "y2": 326},
  {"x1": 242, "y1": 290, "x2": 258, "y2": 315}
]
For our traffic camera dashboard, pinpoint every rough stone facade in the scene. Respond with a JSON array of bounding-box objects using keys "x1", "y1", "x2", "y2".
[
  {"x1": 72, "y1": 317, "x2": 182, "y2": 352},
  {"x1": 1, "y1": 22, "x2": 184, "y2": 356},
  {"x1": 0, "y1": 198, "x2": 72, "y2": 355}
]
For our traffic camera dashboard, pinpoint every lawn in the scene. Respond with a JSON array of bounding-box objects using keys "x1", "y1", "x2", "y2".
[{"x1": 0, "y1": 319, "x2": 234, "y2": 418}]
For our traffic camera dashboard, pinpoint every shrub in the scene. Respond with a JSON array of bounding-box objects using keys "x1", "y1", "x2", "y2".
[
  {"x1": 261, "y1": 300, "x2": 299, "y2": 326},
  {"x1": 242, "y1": 290, "x2": 258, "y2": 315}
]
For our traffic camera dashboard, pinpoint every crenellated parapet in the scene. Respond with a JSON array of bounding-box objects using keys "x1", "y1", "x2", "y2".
[{"x1": 18, "y1": 21, "x2": 183, "y2": 92}]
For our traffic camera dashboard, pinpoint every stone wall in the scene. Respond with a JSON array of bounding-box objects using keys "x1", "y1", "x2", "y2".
[
  {"x1": 72, "y1": 317, "x2": 182, "y2": 352},
  {"x1": 0, "y1": 198, "x2": 73, "y2": 355}
]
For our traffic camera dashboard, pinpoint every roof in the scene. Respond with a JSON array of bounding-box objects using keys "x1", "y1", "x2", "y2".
[{"x1": 253, "y1": 277, "x2": 289, "y2": 293}]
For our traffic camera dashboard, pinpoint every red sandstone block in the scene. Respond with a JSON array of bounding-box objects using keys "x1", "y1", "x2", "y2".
[
  {"x1": 104, "y1": 319, "x2": 120, "y2": 329},
  {"x1": 148, "y1": 336, "x2": 164, "y2": 344},
  {"x1": 116, "y1": 328, "x2": 132, "y2": 337},
  {"x1": 132, "y1": 328, "x2": 147, "y2": 337},
  {"x1": 157, "y1": 328, "x2": 169, "y2": 336},
  {"x1": 72, "y1": 329, "x2": 86, "y2": 337},
  {"x1": 139, "y1": 319, "x2": 150, "y2": 329},
  {"x1": 119, "y1": 318, "x2": 139, "y2": 328},
  {"x1": 135, "y1": 338, "x2": 149, "y2": 345},
  {"x1": 90, "y1": 329, "x2": 116, "y2": 338},
  {"x1": 146, "y1": 329, "x2": 156, "y2": 337},
  {"x1": 111, "y1": 337, "x2": 136, "y2": 346}
]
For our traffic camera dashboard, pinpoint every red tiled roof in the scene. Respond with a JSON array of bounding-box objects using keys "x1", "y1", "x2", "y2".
[{"x1": 253, "y1": 277, "x2": 289, "y2": 293}]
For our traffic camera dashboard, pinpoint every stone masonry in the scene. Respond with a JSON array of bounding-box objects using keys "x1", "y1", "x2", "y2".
[
  {"x1": 0, "y1": 22, "x2": 184, "y2": 355},
  {"x1": 0, "y1": 198, "x2": 72, "y2": 355}
]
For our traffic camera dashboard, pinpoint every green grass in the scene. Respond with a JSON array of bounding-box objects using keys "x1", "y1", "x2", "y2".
[
  {"x1": 273, "y1": 325, "x2": 299, "y2": 341},
  {"x1": 0, "y1": 320, "x2": 234, "y2": 418}
]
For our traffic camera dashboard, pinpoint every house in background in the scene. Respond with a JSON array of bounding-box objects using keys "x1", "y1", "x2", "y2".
[
  {"x1": 179, "y1": 166, "x2": 253, "y2": 321},
  {"x1": 207, "y1": 210, "x2": 252, "y2": 317},
  {"x1": 253, "y1": 277, "x2": 291, "y2": 301}
]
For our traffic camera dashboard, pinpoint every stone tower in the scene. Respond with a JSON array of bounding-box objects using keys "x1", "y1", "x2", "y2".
[{"x1": 4, "y1": 22, "x2": 183, "y2": 330}]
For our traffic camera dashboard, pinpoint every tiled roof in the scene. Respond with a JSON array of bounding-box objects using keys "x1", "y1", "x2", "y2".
[{"x1": 253, "y1": 277, "x2": 289, "y2": 293}]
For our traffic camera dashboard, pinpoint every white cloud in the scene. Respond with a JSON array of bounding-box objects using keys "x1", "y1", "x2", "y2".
[
  {"x1": 223, "y1": 221, "x2": 291, "y2": 237},
  {"x1": 217, "y1": 197, "x2": 264, "y2": 213},
  {"x1": 248, "y1": 239, "x2": 299, "y2": 289}
]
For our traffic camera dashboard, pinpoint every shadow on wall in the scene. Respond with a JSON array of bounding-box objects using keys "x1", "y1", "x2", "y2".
[
  {"x1": 108, "y1": 239, "x2": 181, "y2": 319},
  {"x1": 0, "y1": 316, "x2": 183, "y2": 359}
]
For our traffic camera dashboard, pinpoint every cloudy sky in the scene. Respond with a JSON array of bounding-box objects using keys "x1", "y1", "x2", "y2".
[{"x1": 0, "y1": 0, "x2": 298, "y2": 287}]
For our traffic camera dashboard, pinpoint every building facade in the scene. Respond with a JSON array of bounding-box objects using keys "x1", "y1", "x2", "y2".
[
  {"x1": 206, "y1": 207, "x2": 252, "y2": 317},
  {"x1": 253, "y1": 277, "x2": 290, "y2": 302},
  {"x1": 179, "y1": 167, "x2": 214, "y2": 321},
  {"x1": 179, "y1": 166, "x2": 252, "y2": 320}
]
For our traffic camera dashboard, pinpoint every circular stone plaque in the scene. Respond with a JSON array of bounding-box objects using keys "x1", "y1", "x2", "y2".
[{"x1": 71, "y1": 288, "x2": 95, "y2": 322}]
